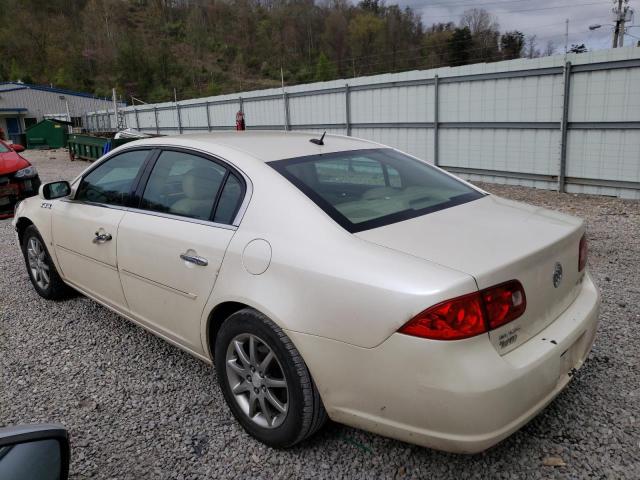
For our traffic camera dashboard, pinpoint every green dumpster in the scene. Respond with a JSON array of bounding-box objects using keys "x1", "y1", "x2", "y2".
[
  {"x1": 67, "y1": 134, "x2": 138, "y2": 162},
  {"x1": 26, "y1": 119, "x2": 71, "y2": 149}
]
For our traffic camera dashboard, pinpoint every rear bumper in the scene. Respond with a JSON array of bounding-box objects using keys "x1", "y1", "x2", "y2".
[{"x1": 289, "y1": 272, "x2": 600, "y2": 453}]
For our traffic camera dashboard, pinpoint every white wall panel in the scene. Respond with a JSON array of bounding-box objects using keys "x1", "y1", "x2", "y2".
[
  {"x1": 440, "y1": 76, "x2": 563, "y2": 123},
  {"x1": 351, "y1": 127, "x2": 433, "y2": 163},
  {"x1": 570, "y1": 69, "x2": 640, "y2": 122},
  {"x1": 137, "y1": 110, "x2": 156, "y2": 129},
  {"x1": 351, "y1": 85, "x2": 433, "y2": 123},
  {"x1": 566, "y1": 129, "x2": 640, "y2": 181},
  {"x1": 179, "y1": 105, "x2": 208, "y2": 128},
  {"x1": 209, "y1": 103, "x2": 239, "y2": 127},
  {"x1": 439, "y1": 128, "x2": 560, "y2": 175},
  {"x1": 157, "y1": 109, "x2": 179, "y2": 129},
  {"x1": 289, "y1": 92, "x2": 346, "y2": 125},
  {"x1": 243, "y1": 98, "x2": 285, "y2": 126}
]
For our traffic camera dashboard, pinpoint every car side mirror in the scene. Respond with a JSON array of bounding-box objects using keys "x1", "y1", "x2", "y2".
[
  {"x1": 11, "y1": 143, "x2": 25, "y2": 153},
  {"x1": 40, "y1": 181, "x2": 71, "y2": 200},
  {"x1": 0, "y1": 424, "x2": 70, "y2": 480}
]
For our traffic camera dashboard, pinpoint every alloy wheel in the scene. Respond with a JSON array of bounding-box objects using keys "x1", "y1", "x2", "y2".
[
  {"x1": 27, "y1": 237, "x2": 50, "y2": 290},
  {"x1": 225, "y1": 333, "x2": 289, "y2": 429}
]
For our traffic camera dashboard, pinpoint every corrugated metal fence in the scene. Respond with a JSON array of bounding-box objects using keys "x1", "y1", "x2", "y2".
[{"x1": 86, "y1": 48, "x2": 640, "y2": 199}]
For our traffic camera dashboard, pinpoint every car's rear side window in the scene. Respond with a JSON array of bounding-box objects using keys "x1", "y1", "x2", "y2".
[
  {"x1": 213, "y1": 173, "x2": 243, "y2": 224},
  {"x1": 269, "y1": 148, "x2": 484, "y2": 233},
  {"x1": 139, "y1": 150, "x2": 244, "y2": 224}
]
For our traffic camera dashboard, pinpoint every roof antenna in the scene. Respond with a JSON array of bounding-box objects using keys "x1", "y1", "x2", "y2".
[{"x1": 309, "y1": 131, "x2": 326, "y2": 146}]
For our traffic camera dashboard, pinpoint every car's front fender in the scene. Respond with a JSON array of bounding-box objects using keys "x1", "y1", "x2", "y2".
[{"x1": 13, "y1": 196, "x2": 61, "y2": 273}]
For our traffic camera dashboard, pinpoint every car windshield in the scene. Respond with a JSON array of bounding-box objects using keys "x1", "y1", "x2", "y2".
[
  {"x1": 269, "y1": 148, "x2": 485, "y2": 233},
  {"x1": 0, "y1": 142, "x2": 11, "y2": 153}
]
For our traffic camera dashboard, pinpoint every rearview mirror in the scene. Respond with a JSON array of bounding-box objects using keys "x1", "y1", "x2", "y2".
[
  {"x1": 0, "y1": 424, "x2": 70, "y2": 480},
  {"x1": 11, "y1": 143, "x2": 25, "y2": 153},
  {"x1": 40, "y1": 181, "x2": 71, "y2": 200}
]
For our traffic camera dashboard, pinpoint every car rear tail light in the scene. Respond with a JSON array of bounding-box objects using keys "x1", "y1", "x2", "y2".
[
  {"x1": 578, "y1": 234, "x2": 588, "y2": 272},
  {"x1": 398, "y1": 292, "x2": 486, "y2": 341},
  {"x1": 481, "y1": 281, "x2": 526, "y2": 329},
  {"x1": 398, "y1": 280, "x2": 526, "y2": 341}
]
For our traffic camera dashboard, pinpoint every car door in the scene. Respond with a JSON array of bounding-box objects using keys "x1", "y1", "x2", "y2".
[
  {"x1": 116, "y1": 148, "x2": 246, "y2": 353},
  {"x1": 52, "y1": 148, "x2": 152, "y2": 313}
]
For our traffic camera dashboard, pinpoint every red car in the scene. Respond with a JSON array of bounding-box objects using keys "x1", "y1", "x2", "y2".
[{"x1": 0, "y1": 140, "x2": 41, "y2": 219}]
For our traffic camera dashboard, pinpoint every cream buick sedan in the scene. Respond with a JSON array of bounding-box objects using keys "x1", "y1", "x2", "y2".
[{"x1": 13, "y1": 132, "x2": 599, "y2": 453}]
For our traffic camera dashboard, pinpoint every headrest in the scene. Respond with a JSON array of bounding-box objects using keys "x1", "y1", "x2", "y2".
[{"x1": 182, "y1": 167, "x2": 223, "y2": 200}]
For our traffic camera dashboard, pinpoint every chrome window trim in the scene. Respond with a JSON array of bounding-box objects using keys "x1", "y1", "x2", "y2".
[
  {"x1": 60, "y1": 198, "x2": 238, "y2": 231},
  {"x1": 70, "y1": 143, "x2": 253, "y2": 227}
]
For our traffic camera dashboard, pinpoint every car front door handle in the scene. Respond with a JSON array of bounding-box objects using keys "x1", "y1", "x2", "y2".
[
  {"x1": 180, "y1": 253, "x2": 208, "y2": 266},
  {"x1": 93, "y1": 232, "x2": 112, "y2": 243}
]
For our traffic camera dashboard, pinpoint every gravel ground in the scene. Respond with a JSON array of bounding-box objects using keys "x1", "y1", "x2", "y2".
[{"x1": 1, "y1": 150, "x2": 639, "y2": 479}]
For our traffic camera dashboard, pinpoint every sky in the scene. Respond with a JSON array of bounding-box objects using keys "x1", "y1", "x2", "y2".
[{"x1": 396, "y1": 0, "x2": 639, "y2": 53}]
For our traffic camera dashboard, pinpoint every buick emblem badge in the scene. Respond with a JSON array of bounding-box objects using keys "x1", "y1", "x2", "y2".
[{"x1": 552, "y1": 262, "x2": 563, "y2": 288}]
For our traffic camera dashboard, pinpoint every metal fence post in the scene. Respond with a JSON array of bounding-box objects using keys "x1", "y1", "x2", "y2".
[
  {"x1": 558, "y1": 61, "x2": 572, "y2": 193},
  {"x1": 433, "y1": 74, "x2": 440, "y2": 166},
  {"x1": 205, "y1": 101, "x2": 212, "y2": 132},
  {"x1": 134, "y1": 107, "x2": 140, "y2": 131},
  {"x1": 345, "y1": 84, "x2": 352, "y2": 136},
  {"x1": 283, "y1": 93, "x2": 291, "y2": 131},
  {"x1": 154, "y1": 107, "x2": 159, "y2": 135},
  {"x1": 176, "y1": 103, "x2": 183, "y2": 134}
]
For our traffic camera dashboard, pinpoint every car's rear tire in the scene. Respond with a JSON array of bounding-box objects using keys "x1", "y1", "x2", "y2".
[
  {"x1": 214, "y1": 308, "x2": 327, "y2": 448},
  {"x1": 21, "y1": 225, "x2": 73, "y2": 300}
]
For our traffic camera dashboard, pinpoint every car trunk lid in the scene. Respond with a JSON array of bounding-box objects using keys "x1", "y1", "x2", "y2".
[{"x1": 356, "y1": 195, "x2": 585, "y2": 354}]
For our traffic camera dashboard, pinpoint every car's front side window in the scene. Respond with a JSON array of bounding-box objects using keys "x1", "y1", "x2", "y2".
[
  {"x1": 139, "y1": 150, "x2": 243, "y2": 223},
  {"x1": 75, "y1": 150, "x2": 150, "y2": 206}
]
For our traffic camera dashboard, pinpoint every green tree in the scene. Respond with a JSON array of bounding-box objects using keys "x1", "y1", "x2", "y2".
[
  {"x1": 448, "y1": 27, "x2": 473, "y2": 66},
  {"x1": 500, "y1": 31, "x2": 525, "y2": 60},
  {"x1": 423, "y1": 23, "x2": 454, "y2": 68},
  {"x1": 322, "y1": 7, "x2": 349, "y2": 75},
  {"x1": 314, "y1": 52, "x2": 337, "y2": 81},
  {"x1": 349, "y1": 12, "x2": 385, "y2": 75}
]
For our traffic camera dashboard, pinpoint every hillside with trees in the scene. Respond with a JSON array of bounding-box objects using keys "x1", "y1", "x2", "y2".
[{"x1": 0, "y1": 0, "x2": 549, "y2": 103}]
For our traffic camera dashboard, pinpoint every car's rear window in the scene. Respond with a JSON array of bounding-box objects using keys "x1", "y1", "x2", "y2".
[{"x1": 269, "y1": 148, "x2": 484, "y2": 233}]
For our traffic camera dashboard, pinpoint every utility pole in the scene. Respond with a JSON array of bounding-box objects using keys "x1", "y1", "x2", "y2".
[
  {"x1": 612, "y1": 0, "x2": 632, "y2": 48},
  {"x1": 564, "y1": 19, "x2": 570, "y2": 54}
]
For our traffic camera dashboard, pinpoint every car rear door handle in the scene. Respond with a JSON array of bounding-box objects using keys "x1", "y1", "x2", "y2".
[
  {"x1": 93, "y1": 232, "x2": 112, "y2": 243},
  {"x1": 180, "y1": 253, "x2": 208, "y2": 266}
]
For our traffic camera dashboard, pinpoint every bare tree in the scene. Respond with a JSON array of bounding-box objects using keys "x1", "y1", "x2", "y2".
[
  {"x1": 526, "y1": 35, "x2": 540, "y2": 58},
  {"x1": 543, "y1": 40, "x2": 556, "y2": 56},
  {"x1": 460, "y1": 8, "x2": 499, "y2": 34},
  {"x1": 459, "y1": 8, "x2": 500, "y2": 62}
]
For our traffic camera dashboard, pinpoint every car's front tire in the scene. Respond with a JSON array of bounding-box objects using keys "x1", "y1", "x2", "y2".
[
  {"x1": 214, "y1": 308, "x2": 327, "y2": 448},
  {"x1": 21, "y1": 225, "x2": 73, "y2": 300}
]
